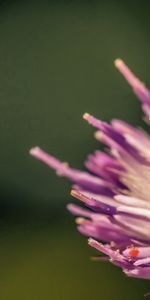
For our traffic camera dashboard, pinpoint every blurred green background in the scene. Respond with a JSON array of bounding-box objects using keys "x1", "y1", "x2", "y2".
[{"x1": 0, "y1": 0, "x2": 150, "y2": 299}]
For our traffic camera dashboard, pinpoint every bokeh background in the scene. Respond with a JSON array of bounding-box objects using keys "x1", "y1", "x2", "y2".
[{"x1": 0, "y1": 0, "x2": 150, "y2": 299}]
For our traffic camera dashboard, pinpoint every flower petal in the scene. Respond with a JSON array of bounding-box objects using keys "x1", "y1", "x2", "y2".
[
  {"x1": 115, "y1": 59, "x2": 150, "y2": 119},
  {"x1": 30, "y1": 147, "x2": 114, "y2": 195}
]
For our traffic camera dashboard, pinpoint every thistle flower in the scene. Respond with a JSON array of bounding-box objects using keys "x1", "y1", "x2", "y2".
[{"x1": 30, "y1": 59, "x2": 150, "y2": 280}]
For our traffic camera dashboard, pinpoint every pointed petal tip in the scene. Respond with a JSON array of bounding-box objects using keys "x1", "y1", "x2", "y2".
[
  {"x1": 66, "y1": 203, "x2": 71, "y2": 209},
  {"x1": 88, "y1": 237, "x2": 94, "y2": 245},
  {"x1": 94, "y1": 131, "x2": 101, "y2": 140},
  {"x1": 66, "y1": 203, "x2": 77, "y2": 213},
  {"x1": 75, "y1": 217, "x2": 85, "y2": 225},
  {"x1": 114, "y1": 58, "x2": 141, "y2": 89},
  {"x1": 88, "y1": 238, "x2": 103, "y2": 250},
  {"x1": 29, "y1": 146, "x2": 41, "y2": 156},
  {"x1": 83, "y1": 113, "x2": 103, "y2": 130},
  {"x1": 70, "y1": 189, "x2": 85, "y2": 201},
  {"x1": 88, "y1": 237, "x2": 99, "y2": 246},
  {"x1": 70, "y1": 189, "x2": 77, "y2": 197},
  {"x1": 83, "y1": 112, "x2": 91, "y2": 121},
  {"x1": 114, "y1": 58, "x2": 124, "y2": 69}
]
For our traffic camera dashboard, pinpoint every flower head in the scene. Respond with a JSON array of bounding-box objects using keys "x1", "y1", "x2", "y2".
[{"x1": 30, "y1": 59, "x2": 150, "y2": 280}]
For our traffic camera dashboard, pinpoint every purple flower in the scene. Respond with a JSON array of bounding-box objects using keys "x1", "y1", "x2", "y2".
[{"x1": 30, "y1": 59, "x2": 150, "y2": 280}]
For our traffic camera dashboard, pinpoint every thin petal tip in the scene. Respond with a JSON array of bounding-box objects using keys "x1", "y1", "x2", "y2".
[
  {"x1": 83, "y1": 112, "x2": 90, "y2": 121},
  {"x1": 29, "y1": 146, "x2": 41, "y2": 156},
  {"x1": 75, "y1": 217, "x2": 85, "y2": 225},
  {"x1": 70, "y1": 189, "x2": 79, "y2": 198},
  {"x1": 66, "y1": 203, "x2": 74, "y2": 213},
  {"x1": 83, "y1": 113, "x2": 101, "y2": 129},
  {"x1": 88, "y1": 237, "x2": 93, "y2": 245},
  {"x1": 88, "y1": 237, "x2": 97, "y2": 246},
  {"x1": 114, "y1": 58, "x2": 125, "y2": 69}
]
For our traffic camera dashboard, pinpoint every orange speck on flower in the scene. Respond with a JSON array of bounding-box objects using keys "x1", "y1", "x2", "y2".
[{"x1": 128, "y1": 247, "x2": 139, "y2": 258}]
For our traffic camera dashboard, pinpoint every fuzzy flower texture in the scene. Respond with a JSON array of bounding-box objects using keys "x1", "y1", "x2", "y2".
[{"x1": 30, "y1": 59, "x2": 150, "y2": 280}]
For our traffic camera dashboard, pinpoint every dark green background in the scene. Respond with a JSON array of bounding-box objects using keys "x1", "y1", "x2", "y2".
[{"x1": 0, "y1": 0, "x2": 149, "y2": 299}]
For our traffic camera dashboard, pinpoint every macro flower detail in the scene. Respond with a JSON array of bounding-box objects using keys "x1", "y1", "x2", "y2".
[{"x1": 30, "y1": 59, "x2": 150, "y2": 280}]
